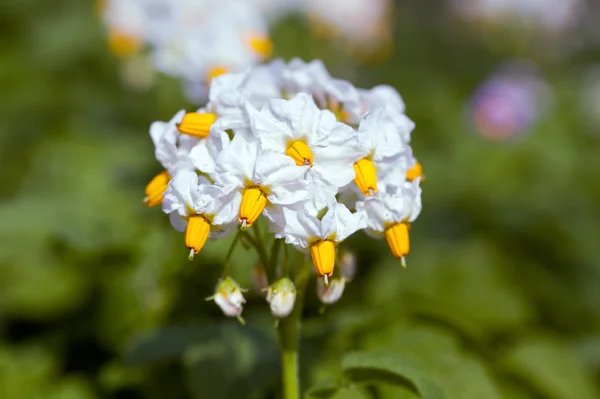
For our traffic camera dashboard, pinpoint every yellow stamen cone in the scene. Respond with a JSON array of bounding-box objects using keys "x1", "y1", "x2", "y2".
[
  {"x1": 286, "y1": 140, "x2": 314, "y2": 166},
  {"x1": 207, "y1": 66, "x2": 228, "y2": 84},
  {"x1": 108, "y1": 29, "x2": 142, "y2": 57},
  {"x1": 143, "y1": 170, "x2": 170, "y2": 207},
  {"x1": 176, "y1": 112, "x2": 217, "y2": 139},
  {"x1": 354, "y1": 157, "x2": 378, "y2": 196},
  {"x1": 239, "y1": 187, "x2": 267, "y2": 228},
  {"x1": 385, "y1": 223, "x2": 410, "y2": 262},
  {"x1": 247, "y1": 34, "x2": 273, "y2": 59},
  {"x1": 310, "y1": 240, "x2": 335, "y2": 278},
  {"x1": 185, "y1": 215, "x2": 210, "y2": 260},
  {"x1": 406, "y1": 161, "x2": 423, "y2": 182}
]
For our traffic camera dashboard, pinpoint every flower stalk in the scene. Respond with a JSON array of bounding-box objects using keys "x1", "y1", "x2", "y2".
[{"x1": 277, "y1": 259, "x2": 312, "y2": 399}]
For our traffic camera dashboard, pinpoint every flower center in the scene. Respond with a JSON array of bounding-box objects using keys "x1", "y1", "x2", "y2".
[
  {"x1": 353, "y1": 157, "x2": 378, "y2": 196},
  {"x1": 206, "y1": 66, "x2": 228, "y2": 84},
  {"x1": 107, "y1": 28, "x2": 141, "y2": 57},
  {"x1": 247, "y1": 34, "x2": 272, "y2": 59},
  {"x1": 286, "y1": 140, "x2": 314, "y2": 166},
  {"x1": 406, "y1": 161, "x2": 423, "y2": 182},
  {"x1": 239, "y1": 187, "x2": 267, "y2": 229},
  {"x1": 385, "y1": 223, "x2": 410, "y2": 264},
  {"x1": 186, "y1": 215, "x2": 211, "y2": 259},
  {"x1": 143, "y1": 170, "x2": 170, "y2": 207},
  {"x1": 310, "y1": 240, "x2": 335, "y2": 279},
  {"x1": 176, "y1": 112, "x2": 217, "y2": 139}
]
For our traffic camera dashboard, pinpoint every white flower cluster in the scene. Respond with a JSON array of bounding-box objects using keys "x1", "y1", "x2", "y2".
[
  {"x1": 100, "y1": 0, "x2": 272, "y2": 101},
  {"x1": 143, "y1": 58, "x2": 423, "y2": 318},
  {"x1": 452, "y1": 0, "x2": 583, "y2": 33},
  {"x1": 100, "y1": 0, "x2": 398, "y2": 101}
]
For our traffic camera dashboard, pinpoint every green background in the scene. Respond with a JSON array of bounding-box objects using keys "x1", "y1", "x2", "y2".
[{"x1": 1, "y1": 1, "x2": 599, "y2": 398}]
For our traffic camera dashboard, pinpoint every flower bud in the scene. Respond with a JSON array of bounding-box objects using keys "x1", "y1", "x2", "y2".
[
  {"x1": 317, "y1": 277, "x2": 346, "y2": 305},
  {"x1": 251, "y1": 263, "x2": 269, "y2": 295},
  {"x1": 338, "y1": 251, "x2": 357, "y2": 281},
  {"x1": 265, "y1": 278, "x2": 296, "y2": 318},
  {"x1": 208, "y1": 277, "x2": 246, "y2": 319}
]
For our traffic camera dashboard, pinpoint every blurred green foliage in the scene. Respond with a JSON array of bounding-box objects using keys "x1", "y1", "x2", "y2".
[{"x1": 1, "y1": 1, "x2": 600, "y2": 398}]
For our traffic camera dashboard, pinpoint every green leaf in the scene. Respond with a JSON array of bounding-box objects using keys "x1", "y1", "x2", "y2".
[
  {"x1": 501, "y1": 337, "x2": 600, "y2": 399},
  {"x1": 361, "y1": 325, "x2": 503, "y2": 399},
  {"x1": 184, "y1": 324, "x2": 279, "y2": 399},
  {"x1": 331, "y1": 385, "x2": 372, "y2": 399},
  {"x1": 342, "y1": 351, "x2": 445, "y2": 399},
  {"x1": 304, "y1": 378, "x2": 340, "y2": 399}
]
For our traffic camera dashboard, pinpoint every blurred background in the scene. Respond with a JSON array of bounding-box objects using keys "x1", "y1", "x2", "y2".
[{"x1": 1, "y1": 0, "x2": 600, "y2": 398}]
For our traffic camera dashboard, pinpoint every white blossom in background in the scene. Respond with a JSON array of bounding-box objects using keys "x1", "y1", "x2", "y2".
[
  {"x1": 303, "y1": 0, "x2": 395, "y2": 59},
  {"x1": 451, "y1": 0, "x2": 585, "y2": 56},
  {"x1": 451, "y1": 0, "x2": 583, "y2": 33},
  {"x1": 100, "y1": 0, "x2": 406, "y2": 99},
  {"x1": 142, "y1": 58, "x2": 424, "y2": 313},
  {"x1": 317, "y1": 277, "x2": 346, "y2": 304},
  {"x1": 100, "y1": 0, "x2": 273, "y2": 103}
]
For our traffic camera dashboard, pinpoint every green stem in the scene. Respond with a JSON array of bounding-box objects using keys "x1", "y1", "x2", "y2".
[
  {"x1": 277, "y1": 260, "x2": 312, "y2": 399},
  {"x1": 270, "y1": 238, "x2": 282, "y2": 277},
  {"x1": 241, "y1": 230, "x2": 269, "y2": 273},
  {"x1": 222, "y1": 230, "x2": 242, "y2": 277}
]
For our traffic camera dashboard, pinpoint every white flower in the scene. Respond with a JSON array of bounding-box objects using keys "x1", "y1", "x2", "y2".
[
  {"x1": 281, "y1": 200, "x2": 365, "y2": 278},
  {"x1": 213, "y1": 134, "x2": 310, "y2": 229},
  {"x1": 150, "y1": 110, "x2": 194, "y2": 175},
  {"x1": 203, "y1": 68, "x2": 280, "y2": 138},
  {"x1": 162, "y1": 169, "x2": 240, "y2": 258},
  {"x1": 317, "y1": 277, "x2": 346, "y2": 304},
  {"x1": 358, "y1": 85, "x2": 406, "y2": 114},
  {"x1": 143, "y1": 109, "x2": 200, "y2": 207},
  {"x1": 268, "y1": 58, "x2": 363, "y2": 123},
  {"x1": 208, "y1": 277, "x2": 247, "y2": 321},
  {"x1": 265, "y1": 278, "x2": 296, "y2": 318},
  {"x1": 355, "y1": 179, "x2": 422, "y2": 265},
  {"x1": 358, "y1": 106, "x2": 415, "y2": 152},
  {"x1": 247, "y1": 92, "x2": 363, "y2": 212},
  {"x1": 351, "y1": 105, "x2": 416, "y2": 196},
  {"x1": 102, "y1": 0, "x2": 273, "y2": 103}
]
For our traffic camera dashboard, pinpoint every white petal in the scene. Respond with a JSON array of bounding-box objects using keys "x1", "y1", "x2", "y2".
[
  {"x1": 254, "y1": 153, "x2": 308, "y2": 187},
  {"x1": 322, "y1": 203, "x2": 362, "y2": 242},
  {"x1": 214, "y1": 134, "x2": 258, "y2": 186},
  {"x1": 212, "y1": 188, "x2": 242, "y2": 226},
  {"x1": 268, "y1": 179, "x2": 310, "y2": 206},
  {"x1": 281, "y1": 207, "x2": 318, "y2": 248},
  {"x1": 246, "y1": 102, "x2": 291, "y2": 152},
  {"x1": 190, "y1": 130, "x2": 230, "y2": 174},
  {"x1": 162, "y1": 169, "x2": 197, "y2": 216},
  {"x1": 168, "y1": 212, "x2": 188, "y2": 233}
]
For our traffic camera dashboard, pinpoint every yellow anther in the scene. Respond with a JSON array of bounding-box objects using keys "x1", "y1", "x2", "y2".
[
  {"x1": 207, "y1": 66, "x2": 228, "y2": 84},
  {"x1": 107, "y1": 29, "x2": 142, "y2": 57},
  {"x1": 239, "y1": 187, "x2": 267, "y2": 228},
  {"x1": 185, "y1": 215, "x2": 211, "y2": 260},
  {"x1": 310, "y1": 240, "x2": 335, "y2": 278},
  {"x1": 385, "y1": 223, "x2": 410, "y2": 262},
  {"x1": 286, "y1": 140, "x2": 314, "y2": 166},
  {"x1": 353, "y1": 157, "x2": 378, "y2": 196},
  {"x1": 176, "y1": 112, "x2": 217, "y2": 139},
  {"x1": 143, "y1": 170, "x2": 170, "y2": 207},
  {"x1": 247, "y1": 34, "x2": 273, "y2": 59},
  {"x1": 406, "y1": 161, "x2": 424, "y2": 182},
  {"x1": 334, "y1": 108, "x2": 350, "y2": 123}
]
